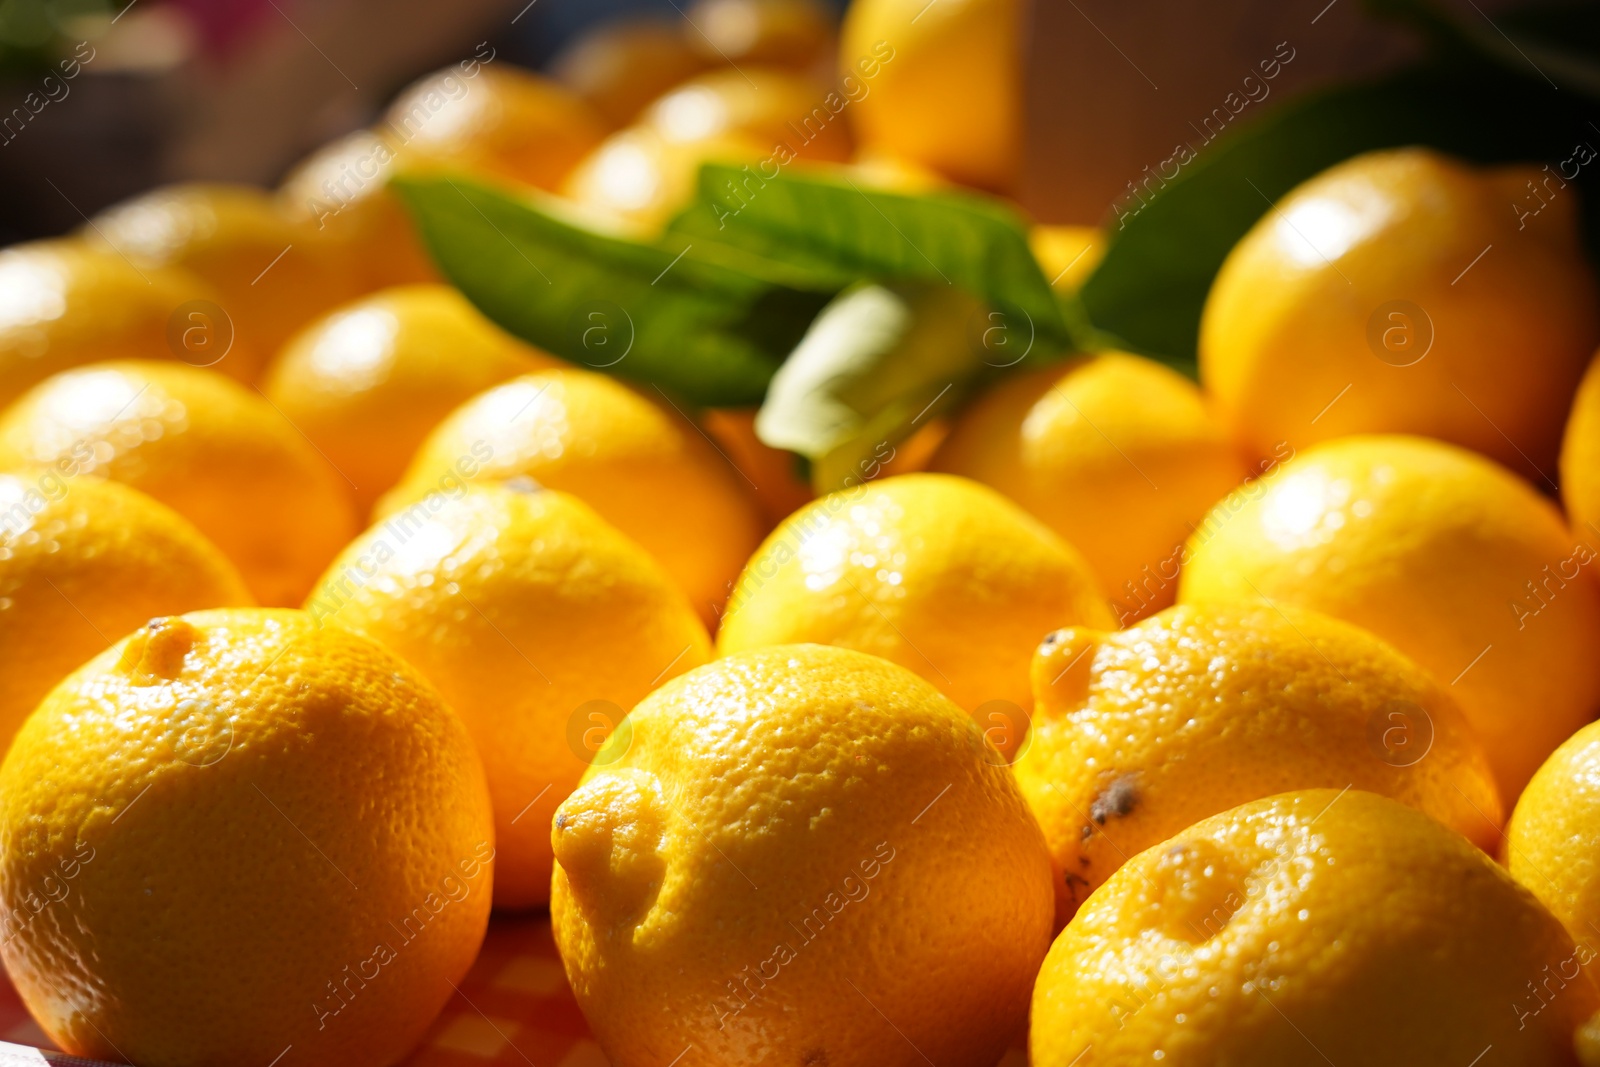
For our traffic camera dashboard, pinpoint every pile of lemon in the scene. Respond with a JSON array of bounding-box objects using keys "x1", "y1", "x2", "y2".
[{"x1": 3, "y1": 1, "x2": 1600, "y2": 1066}]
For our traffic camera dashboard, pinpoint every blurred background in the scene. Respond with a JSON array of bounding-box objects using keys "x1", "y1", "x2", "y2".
[
  {"x1": 0, "y1": 0, "x2": 856, "y2": 242},
  {"x1": 0, "y1": 0, "x2": 1527, "y2": 243}
]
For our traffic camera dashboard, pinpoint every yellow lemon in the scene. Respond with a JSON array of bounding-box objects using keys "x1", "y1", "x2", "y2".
[
  {"x1": 0, "y1": 238, "x2": 254, "y2": 407},
  {"x1": 683, "y1": 0, "x2": 835, "y2": 68},
  {"x1": 309, "y1": 482, "x2": 710, "y2": 908},
  {"x1": 277, "y1": 128, "x2": 440, "y2": 292},
  {"x1": 387, "y1": 64, "x2": 608, "y2": 193},
  {"x1": 840, "y1": 0, "x2": 1021, "y2": 191},
  {"x1": 84, "y1": 182, "x2": 360, "y2": 369},
  {"x1": 1031, "y1": 789, "x2": 1597, "y2": 1065},
  {"x1": 848, "y1": 148, "x2": 949, "y2": 193},
  {"x1": 1561, "y1": 348, "x2": 1600, "y2": 547},
  {"x1": 932, "y1": 353, "x2": 1246, "y2": 623},
  {"x1": 549, "y1": 19, "x2": 711, "y2": 126},
  {"x1": 717, "y1": 473, "x2": 1113, "y2": 744},
  {"x1": 551, "y1": 643, "x2": 1053, "y2": 1067},
  {"x1": 0, "y1": 609, "x2": 494, "y2": 1067},
  {"x1": 563, "y1": 66, "x2": 857, "y2": 234},
  {"x1": 562, "y1": 123, "x2": 767, "y2": 235},
  {"x1": 1201, "y1": 148, "x2": 1600, "y2": 484},
  {"x1": 0, "y1": 472, "x2": 251, "y2": 750},
  {"x1": 378, "y1": 367, "x2": 764, "y2": 626},
  {"x1": 700, "y1": 407, "x2": 815, "y2": 524},
  {"x1": 1029, "y1": 224, "x2": 1104, "y2": 293},
  {"x1": 0, "y1": 360, "x2": 357, "y2": 607},
  {"x1": 263, "y1": 284, "x2": 559, "y2": 516},
  {"x1": 1180, "y1": 434, "x2": 1600, "y2": 799},
  {"x1": 1509, "y1": 721, "x2": 1600, "y2": 948},
  {"x1": 1020, "y1": 602, "x2": 1502, "y2": 923},
  {"x1": 641, "y1": 67, "x2": 853, "y2": 164}
]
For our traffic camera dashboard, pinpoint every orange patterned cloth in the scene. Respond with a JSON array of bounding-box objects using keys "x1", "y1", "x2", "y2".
[{"x1": 0, "y1": 917, "x2": 609, "y2": 1067}]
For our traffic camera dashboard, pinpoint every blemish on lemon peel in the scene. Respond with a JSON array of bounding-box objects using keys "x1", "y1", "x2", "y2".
[
  {"x1": 116, "y1": 617, "x2": 199, "y2": 685},
  {"x1": 1089, "y1": 773, "x2": 1140, "y2": 826}
]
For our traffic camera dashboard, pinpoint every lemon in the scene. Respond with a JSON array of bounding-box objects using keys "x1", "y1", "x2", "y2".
[
  {"x1": 379, "y1": 367, "x2": 765, "y2": 626},
  {"x1": 932, "y1": 353, "x2": 1246, "y2": 623},
  {"x1": 0, "y1": 609, "x2": 494, "y2": 1067},
  {"x1": 717, "y1": 473, "x2": 1113, "y2": 748},
  {"x1": 1560, "y1": 348, "x2": 1600, "y2": 547},
  {"x1": 1031, "y1": 789, "x2": 1596, "y2": 1065},
  {"x1": 263, "y1": 284, "x2": 558, "y2": 515},
  {"x1": 561, "y1": 124, "x2": 767, "y2": 235},
  {"x1": 684, "y1": 0, "x2": 835, "y2": 68},
  {"x1": 308, "y1": 482, "x2": 710, "y2": 908},
  {"x1": 552, "y1": 643, "x2": 1054, "y2": 1067},
  {"x1": 1201, "y1": 148, "x2": 1600, "y2": 483},
  {"x1": 1180, "y1": 434, "x2": 1600, "y2": 799},
  {"x1": 0, "y1": 361, "x2": 357, "y2": 607},
  {"x1": 387, "y1": 64, "x2": 608, "y2": 193},
  {"x1": 277, "y1": 128, "x2": 440, "y2": 293},
  {"x1": 0, "y1": 472, "x2": 251, "y2": 750},
  {"x1": 1020, "y1": 602, "x2": 1501, "y2": 922},
  {"x1": 1509, "y1": 721, "x2": 1600, "y2": 946},
  {"x1": 700, "y1": 407, "x2": 815, "y2": 523},
  {"x1": 549, "y1": 19, "x2": 711, "y2": 126},
  {"x1": 840, "y1": 0, "x2": 1021, "y2": 190},
  {"x1": 1029, "y1": 224, "x2": 1103, "y2": 293},
  {"x1": 640, "y1": 67, "x2": 853, "y2": 164},
  {"x1": 564, "y1": 62, "x2": 856, "y2": 235},
  {"x1": 0, "y1": 239, "x2": 255, "y2": 407},
  {"x1": 85, "y1": 183, "x2": 360, "y2": 369}
]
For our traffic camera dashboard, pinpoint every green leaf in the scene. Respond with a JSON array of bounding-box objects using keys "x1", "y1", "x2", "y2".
[
  {"x1": 392, "y1": 175, "x2": 837, "y2": 407},
  {"x1": 668, "y1": 165, "x2": 1071, "y2": 350},
  {"x1": 756, "y1": 282, "x2": 989, "y2": 493},
  {"x1": 1078, "y1": 62, "x2": 1600, "y2": 369}
]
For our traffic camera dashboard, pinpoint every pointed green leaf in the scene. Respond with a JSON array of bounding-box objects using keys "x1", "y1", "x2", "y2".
[
  {"x1": 393, "y1": 175, "x2": 837, "y2": 407},
  {"x1": 669, "y1": 165, "x2": 1071, "y2": 350}
]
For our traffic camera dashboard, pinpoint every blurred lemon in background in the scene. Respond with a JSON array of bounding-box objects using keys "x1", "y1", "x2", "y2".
[
  {"x1": 550, "y1": 19, "x2": 713, "y2": 126},
  {"x1": 1031, "y1": 790, "x2": 1597, "y2": 1065},
  {"x1": 684, "y1": 0, "x2": 835, "y2": 68},
  {"x1": 847, "y1": 147, "x2": 949, "y2": 193},
  {"x1": 1020, "y1": 602, "x2": 1501, "y2": 922},
  {"x1": 0, "y1": 609, "x2": 494, "y2": 1067},
  {"x1": 277, "y1": 129, "x2": 440, "y2": 293},
  {"x1": 264, "y1": 284, "x2": 559, "y2": 516},
  {"x1": 932, "y1": 354, "x2": 1245, "y2": 623},
  {"x1": 641, "y1": 67, "x2": 853, "y2": 163},
  {"x1": 0, "y1": 239, "x2": 255, "y2": 407},
  {"x1": 311, "y1": 482, "x2": 709, "y2": 908},
  {"x1": 840, "y1": 0, "x2": 1022, "y2": 191},
  {"x1": 1029, "y1": 224, "x2": 1103, "y2": 293},
  {"x1": 1201, "y1": 148, "x2": 1600, "y2": 484},
  {"x1": 564, "y1": 63, "x2": 854, "y2": 236},
  {"x1": 0, "y1": 473, "x2": 251, "y2": 751},
  {"x1": 552, "y1": 644, "x2": 1053, "y2": 1067},
  {"x1": 717, "y1": 473, "x2": 1113, "y2": 743},
  {"x1": 562, "y1": 125, "x2": 763, "y2": 234},
  {"x1": 1180, "y1": 434, "x2": 1600, "y2": 799},
  {"x1": 379, "y1": 367, "x2": 764, "y2": 626},
  {"x1": 84, "y1": 183, "x2": 360, "y2": 370},
  {"x1": 1560, "y1": 348, "x2": 1600, "y2": 546},
  {"x1": 700, "y1": 407, "x2": 814, "y2": 524},
  {"x1": 1509, "y1": 720, "x2": 1600, "y2": 943},
  {"x1": 387, "y1": 65, "x2": 609, "y2": 193},
  {"x1": 0, "y1": 361, "x2": 357, "y2": 607}
]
